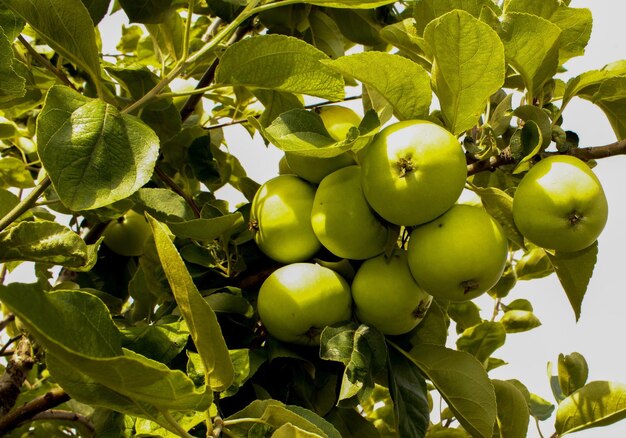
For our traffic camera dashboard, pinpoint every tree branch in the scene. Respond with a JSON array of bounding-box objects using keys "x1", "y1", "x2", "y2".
[
  {"x1": 0, "y1": 387, "x2": 70, "y2": 435},
  {"x1": 154, "y1": 166, "x2": 202, "y2": 218},
  {"x1": 0, "y1": 314, "x2": 15, "y2": 332},
  {"x1": 0, "y1": 337, "x2": 34, "y2": 417},
  {"x1": 467, "y1": 138, "x2": 626, "y2": 176},
  {"x1": 30, "y1": 409, "x2": 95, "y2": 435},
  {"x1": 17, "y1": 36, "x2": 77, "y2": 90},
  {"x1": 0, "y1": 176, "x2": 52, "y2": 233}
]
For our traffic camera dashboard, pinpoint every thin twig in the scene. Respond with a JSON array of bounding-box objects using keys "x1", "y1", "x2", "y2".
[
  {"x1": 0, "y1": 176, "x2": 52, "y2": 233},
  {"x1": 154, "y1": 167, "x2": 201, "y2": 218},
  {"x1": 30, "y1": 409, "x2": 95, "y2": 435},
  {"x1": 0, "y1": 337, "x2": 34, "y2": 417},
  {"x1": 467, "y1": 138, "x2": 626, "y2": 175},
  {"x1": 0, "y1": 314, "x2": 15, "y2": 333},
  {"x1": 0, "y1": 387, "x2": 70, "y2": 435},
  {"x1": 204, "y1": 95, "x2": 364, "y2": 131},
  {"x1": 0, "y1": 335, "x2": 21, "y2": 356},
  {"x1": 17, "y1": 36, "x2": 77, "y2": 90}
]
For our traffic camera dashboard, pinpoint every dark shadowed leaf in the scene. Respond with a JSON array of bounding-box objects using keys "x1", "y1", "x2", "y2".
[
  {"x1": 558, "y1": 352, "x2": 589, "y2": 397},
  {"x1": 492, "y1": 379, "x2": 529, "y2": 438},
  {"x1": 456, "y1": 321, "x2": 506, "y2": 364}
]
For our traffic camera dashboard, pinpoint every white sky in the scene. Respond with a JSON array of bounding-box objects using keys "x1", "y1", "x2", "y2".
[{"x1": 3, "y1": 1, "x2": 625, "y2": 436}]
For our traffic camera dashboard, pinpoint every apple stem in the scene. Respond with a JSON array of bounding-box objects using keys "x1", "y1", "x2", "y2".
[
  {"x1": 568, "y1": 211, "x2": 583, "y2": 226},
  {"x1": 249, "y1": 219, "x2": 259, "y2": 231},
  {"x1": 397, "y1": 158, "x2": 416, "y2": 178}
]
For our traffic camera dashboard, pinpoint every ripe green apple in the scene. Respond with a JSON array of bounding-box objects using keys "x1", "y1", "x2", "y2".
[
  {"x1": 283, "y1": 105, "x2": 360, "y2": 183},
  {"x1": 257, "y1": 263, "x2": 352, "y2": 345},
  {"x1": 360, "y1": 120, "x2": 467, "y2": 226},
  {"x1": 250, "y1": 175, "x2": 321, "y2": 263},
  {"x1": 512, "y1": 155, "x2": 608, "y2": 252},
  {"x1": 352, "y1": 250, "x2": 433, "y2": 335},
  {"x1": 311, "y1": 166, "x2": 389, "y2": 260},
  {"x1": 103, "y1": 210, "x2": 152, "y2": 257},
  {"x1": 407, "y1": 204, "x2": 508, "y2": 302}
]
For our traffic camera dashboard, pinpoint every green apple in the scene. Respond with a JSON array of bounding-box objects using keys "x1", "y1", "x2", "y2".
[
  {"x1": 352, "y1": 250, "x2": 433, "y2": 335},
  {"x1": 407, "y1": 204, "x2": 508, "y2": 302},
  {"x1": 257, "y1": 263, "x2": 352, "y2": 345},
  {"x1": 311, "y1": 166, "x2": 389, "y2": 260},
  {"x1": 512, "y1": 155, "x2": 608, "y2": 252},
  {"x1": 360, "y1": 120, "x2": 467, "y2": 226},
  {"x1": 103, "y1": 210, "x2": 152, "y2": 257},
  {"x1": 283, "y1": 105, "x2": 360, "y2": 183},
  {"x1": 317, "y1": 105, "x2": 361, "y2": 141},
  {"x1": 250, "y1": 175, "x2": 321, "y2": 263}
]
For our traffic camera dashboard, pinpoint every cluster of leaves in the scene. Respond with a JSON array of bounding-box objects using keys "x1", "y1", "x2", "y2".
[{"x1": 0, "y1": 0, "x2": 625, "y2": 437}]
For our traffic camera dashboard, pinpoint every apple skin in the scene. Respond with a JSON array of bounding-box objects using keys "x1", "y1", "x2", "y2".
[
  {"x1": 407, "y1": 204, "x2": 508, "y2": 302},
  {"x1": 317, "y1": 105, "x2": 361, "y2": 141},
  {"x1": 250, "y1": 175, "x2": 321, "y2": 263},
  {"x1": 360, "y1": 120, "x2": 467, "y2": 226},
  {"x1": 512, "y1": 155, "x2": 608, "y2": 252},
  {"x1": 285, "y1": 151, "x2": 356, "y2": 184},
  {"x1": 257, "y1": 263, "x2": 352, "y2": 345},
  {"x1": 352, "y1": 250, "x2": 433, "y2": 335},
  {"x1": 311, "y1": 166, "x2": 389, "y2": 260},
  {"x1": 103, "y1": 210, "x2": 152, "y2": 257}
]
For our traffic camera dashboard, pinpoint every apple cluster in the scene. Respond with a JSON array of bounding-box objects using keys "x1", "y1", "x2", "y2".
[{"x1": 252, "y1": 106, "x2": 512, "y2": 345}]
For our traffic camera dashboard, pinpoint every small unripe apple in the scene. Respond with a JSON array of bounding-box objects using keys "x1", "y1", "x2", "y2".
[{"x1": 103, "y1": 210, "x2": 152, "y2": 257}]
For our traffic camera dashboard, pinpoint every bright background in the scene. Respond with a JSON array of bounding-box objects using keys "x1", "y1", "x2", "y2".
[{"x1": 4, "y1": 1, "x2": 625, "y2": 437}]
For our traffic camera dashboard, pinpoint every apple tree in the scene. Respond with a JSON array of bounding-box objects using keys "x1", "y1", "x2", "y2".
[{"x1": 0, "y1": 0, "x2": 625, "y2": 437}]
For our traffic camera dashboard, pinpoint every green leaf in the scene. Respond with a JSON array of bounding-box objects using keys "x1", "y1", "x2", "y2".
[
  {"x1": 0, "y1": 8, "x2": 25, "y2": 40},
  {"x1": 503, "y1": 0, "x2": 558, "y2": 17},
  {"x1": 503, "y1": 298, "x2": 533, "y2": 312},
  {"x1": 424, "y1": 10, "x2": 505, "y2": 135},
  {"x1": 499, "y1": 13, "x2": 561, "y2": 95},
  {"x1": 216, "y1": 34, "x2": 345, "y2": 101},
  {"x1": 325, "y1": 407, "x2": 379, "y2": 438},
  {"x1": 0, "y1": 26, "x2": 25, "y2": 104},
  {"x1": 447, "y1": 301, "x2": 481, "y2": 333},
  {"x1": 145, "y1": 11, "x2": 185, "y2": 62},
  {"x1": 166, "y1": 213, "x2": 244, "y2": 241},
  {"x1": 121, "y1": 321, "x2": 189, "y2": 364},
  {"x1": 413, "y1": 0, "x2": 501, "y2": 36},
  {"x1": 550, "y1": 5, "x2": 592, "y2": 65},
  {"x1": 148, "y1": 215, "x2": 234, "y2": 391},
  {"x1": 388, "y1": 347, "x2": 430, "y2": 438},
  {"x1": 529, "y1": 393, "x2": 555, "y2": 421},
  {"x1": 456, "y1": 321, "x2": 506, "y2": 364},
  {"x1": 512, "y1": 105, "x2": 552, "y2": 149},
  {"x1": 4, "y1": 0, "x2": 102, "y2": 88},
  {"x1": 0, "y1": 157, "x2": 35, "y2": 188},
  {"x1": 547, "y1": 241, "x2": 598, "y2": 321},
  {"x1": 563, "y1": 61, "x2": 626, "y2": 104},
  {"x1": 379, "y1": 18, "x2": 428, "y2": 66},
  {"x1": 511, "y1": 121, "x2": 543, "y2": 174},
  {"x1": 271, "y1": 423, "x2": 322, "y2": 438},
  {"x1": 225, "y1": 399, "x2": 339, "y2": 437},
  {"x1": 514, "y1": 246, "x2": 553, "y2": 280},
  {"x1": 37, "y1": 86, "x2": 159, "y2": 211},
  {"x1": 0, "y1": 284, "x2": 211, "y2": 412},
  {"x1": 321, "y1": 52, "x2": 431, "y2": 120},
  {"x1": 81, "y1": 0, "x2": 110, "y2": 25},
  {"x1": 590, "y1": 77, "x2": 626, "y2": 139},
  {"x1": 555, "y1": 381, "x2": 626, "y2": 435},
  {"x1": 0, "y1": 188, "x2": 19, "y2": 218},
  {"x1": 320, "y1": 323, "x2": 387, "y2": 405},
  {"x1": 404, "y1": 343, "x2": 497, "y2": 438},
  {"x1": 558, "y1": 352, "x2": 589, "y2": 397},
  {"x1": 0, "y1": 221, "x2": 97, "y2": 270},
  {"x1": 492, "y1": 380, "x2": 529, "y2": 438},
  {"x1": 118, "y1": 0, "x2": 175, "y2": 23},
  {"x1": 474, "y1": 186, "x2": 525, "y2": 249},
  {"x1": 132, "y1": 188, "x2": 196, "y2": 222},
  {"x1": 500, "y1": 310, "x2": 541, "y2": 333},
  {"x1": 254, "y1": 89, "x2": 304, "y2": 128},
  {"x1": 306, "y1": 10, "x2": 344, "y2": 59}
]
